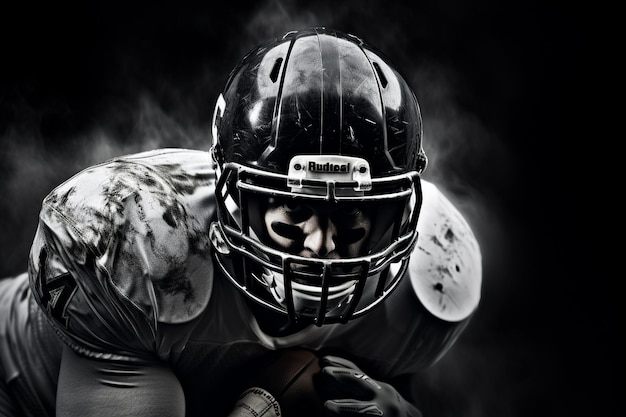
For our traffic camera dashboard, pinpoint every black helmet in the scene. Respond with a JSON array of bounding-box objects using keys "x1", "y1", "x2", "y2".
[{"x1": 210, "y1": 27, "x2": 427, "y2": 325}]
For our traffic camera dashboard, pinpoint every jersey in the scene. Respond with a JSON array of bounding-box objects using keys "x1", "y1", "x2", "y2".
[{"x1": 0, "y1": 148, "x2": 481, "y2": 417}]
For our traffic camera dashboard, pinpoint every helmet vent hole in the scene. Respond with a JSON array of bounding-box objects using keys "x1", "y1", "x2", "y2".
[
  {"x1": 372, "y1": 62, "x2": 388, "y2": 88},
  {"x1": 269, "y1": 58, "x2": 283, "y2": 82}
]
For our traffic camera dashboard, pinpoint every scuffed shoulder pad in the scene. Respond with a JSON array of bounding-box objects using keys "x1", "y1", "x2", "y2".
[
  {"x1": 408, "y1": 181, "x2": 482, "y2": 322},
  {"x1": 28, "y1": 149, "x2": 217, "y2": 359}
]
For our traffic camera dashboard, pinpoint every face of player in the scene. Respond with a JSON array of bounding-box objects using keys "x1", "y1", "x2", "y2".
[{"x1": 263, "y1": 197, "x2": 372, "y2": 260}]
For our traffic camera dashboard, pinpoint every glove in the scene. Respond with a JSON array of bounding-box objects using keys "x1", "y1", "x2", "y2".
[
  {"x1": 318, "y1": 356, "x2": 422, "y2": 417},
  {"x1": 227, "y1": 387, "x2": 282, "y2": 417}
]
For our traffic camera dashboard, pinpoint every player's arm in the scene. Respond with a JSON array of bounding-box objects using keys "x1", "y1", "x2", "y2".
[
  {"x1": 26, "y1": 155, "x2": 215, "y2": 416},
  {"x1": 56, "y1": 346, "x2": 185, "y2": 417}
]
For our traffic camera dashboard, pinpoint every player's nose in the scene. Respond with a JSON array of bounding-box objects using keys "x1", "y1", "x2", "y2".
[{"x1": 302, "y1": 214, "x2": 337, "y2": 257}]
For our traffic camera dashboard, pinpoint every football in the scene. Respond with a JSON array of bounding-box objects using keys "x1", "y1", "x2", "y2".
[{"x1": 244, "y1": 348, "x2": 325, "y2": 417}]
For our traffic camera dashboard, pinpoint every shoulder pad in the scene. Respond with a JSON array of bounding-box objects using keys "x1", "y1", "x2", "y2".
[
  {"x1": 37, "y1": 149, "x2": 217, "y2": 325},
  {"x1": 408, "y1": 181, "x2": 482, "y2": 322}
]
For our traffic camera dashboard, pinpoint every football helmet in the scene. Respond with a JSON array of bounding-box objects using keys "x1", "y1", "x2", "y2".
[{"x1": 209, "y1": 27, "x2": 427, "y2": 325}]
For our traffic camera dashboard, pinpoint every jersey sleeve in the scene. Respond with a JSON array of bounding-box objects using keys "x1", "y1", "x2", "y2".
[{"x1": 27, "y1": 149, "x2": 217, "y2": 362}]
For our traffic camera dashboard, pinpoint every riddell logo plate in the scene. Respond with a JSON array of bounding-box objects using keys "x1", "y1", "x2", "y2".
[{"x1": 287, "y1": 155, "x2": 372, "y2": 193}]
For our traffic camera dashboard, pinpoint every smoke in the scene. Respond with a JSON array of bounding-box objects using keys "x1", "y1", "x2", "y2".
[
  {"x1": 415, "y1": 59, "x2": 518, "y2": 283},
  {"x1": 0, "y1": 89, "x2": 212, "y2": 276}
]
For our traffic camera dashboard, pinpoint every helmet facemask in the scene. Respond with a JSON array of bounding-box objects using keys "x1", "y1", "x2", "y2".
[{"x1": 209, "y1": 154, "x2": 422, "y2": 325}]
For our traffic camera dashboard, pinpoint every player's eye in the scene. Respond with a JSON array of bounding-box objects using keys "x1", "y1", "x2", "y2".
[
  {"x1": 283, "y1": 200, "x2": 301, "y2": 212},
  {"x1": 335, "y1": 204, "x2": 362, "y2": 218},
  {"x1": 282, "y1": 201, "x2": 312, "y2": 222}
]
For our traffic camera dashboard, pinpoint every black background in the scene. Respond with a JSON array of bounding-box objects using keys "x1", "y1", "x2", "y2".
[{"x1": 0, "y1": 1, "x2": 610, "y2": 416}]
